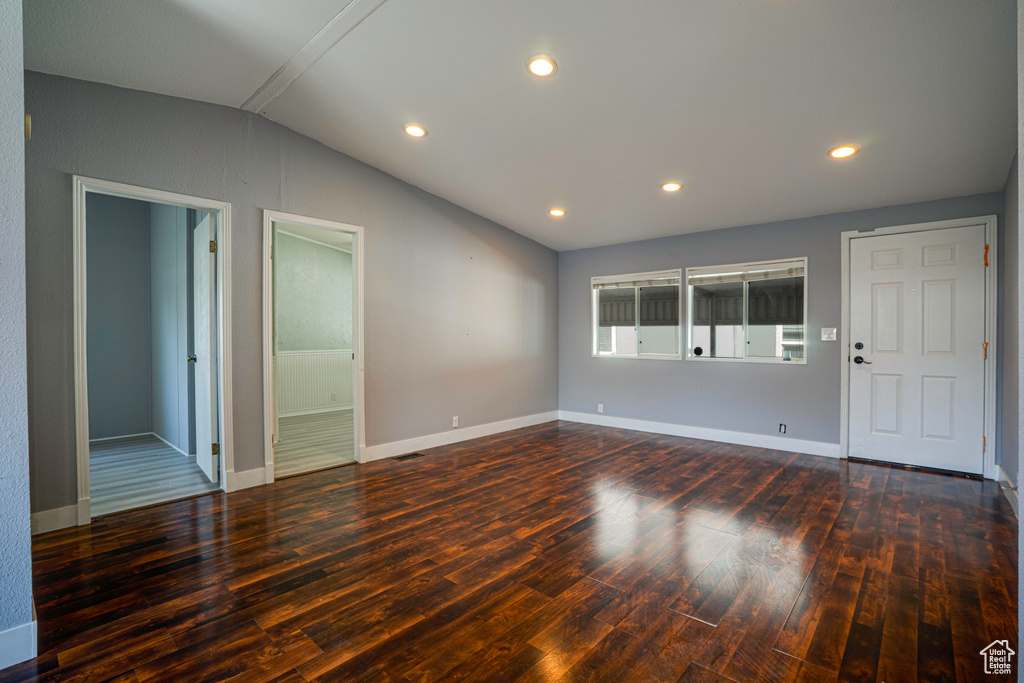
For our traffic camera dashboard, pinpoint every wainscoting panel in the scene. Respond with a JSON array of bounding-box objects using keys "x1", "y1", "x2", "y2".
[{"x1": 276, "y1": 350, "x2": 353, "y2": 417}]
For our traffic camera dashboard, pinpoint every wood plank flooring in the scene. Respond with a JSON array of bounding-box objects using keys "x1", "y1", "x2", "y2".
[
  {"x1": 275, "y1": 410, "x2": 356, "y2": 478},
  {"x1": 89, "y1": 435, "x2": 219, "y2": 517},
  {"x1": 7, "y1": 421, "x2": 1017, "y2": 682}
]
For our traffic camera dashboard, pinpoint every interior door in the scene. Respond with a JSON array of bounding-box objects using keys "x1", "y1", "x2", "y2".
[
  {"x1": 193, "y1": 213, "x2": 218, "y2": 484},
  {"x1": 848, "y1": 224, "x2": 986, "y2": 474}
]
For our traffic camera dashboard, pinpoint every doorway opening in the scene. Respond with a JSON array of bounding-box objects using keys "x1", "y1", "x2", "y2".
[
  {"x1": 262, "y1": 211, "x2": 364, "y2": 480},
  {"x1": 74, "y1": 177, "x2": 234, "y2": 523}
]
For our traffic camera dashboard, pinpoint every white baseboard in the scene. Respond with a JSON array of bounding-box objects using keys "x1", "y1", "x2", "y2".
[
  {"x1": 31, "y1": 504, "x2": 79, "y2": 535},
  {"x1": 557, "y1": 411, "x2": 842, "y2": 459},
  {"x1": 88, "y1": 432, "x2": 152, "y2": 444},
  {"x1": 0, "y1": 620, "x2": 36, "y2": 670},
  {"x1": 152, "y1": 432, "x2": 192, "y2": 457},
  {"x1": 998, "y1": 466, "x2": 1018, "y2": 517},
  {"x1": 363, "y1": 411, "x2": 560, "y2": 463},
  {"x1": 226, "y1": 467, "x2": 267, "y2": 492},
  {"x1": 279, "y1": 405, "x2": 353, "y2": 418}
]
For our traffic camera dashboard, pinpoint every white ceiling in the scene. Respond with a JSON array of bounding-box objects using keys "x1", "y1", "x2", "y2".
[{"x1": 25, "y1": 0, "x2": 1017, "y2": 251}]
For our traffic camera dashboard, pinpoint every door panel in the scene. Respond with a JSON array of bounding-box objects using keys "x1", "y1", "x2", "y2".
[
  {"x1": 193, "y1": 214, "x2": 218, "y2": 484},
  {"x1": 848, "y1": 224, "x2": 985, "y2": 474}
]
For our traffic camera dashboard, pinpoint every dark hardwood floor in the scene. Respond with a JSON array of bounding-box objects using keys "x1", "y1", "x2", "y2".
[{"x1": 4, "y1": 421, "x2": 1017, "y2": 682}]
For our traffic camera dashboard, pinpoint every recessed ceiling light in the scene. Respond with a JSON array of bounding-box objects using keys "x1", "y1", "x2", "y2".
[
  {"x1": 829, "y1": 144, "x2": 858, "y2": 159},
  {"x1": 527, "y1": 56, "x2": 557, "y2": 77},
  {"x1": 404, "y1": 124, "x2": 427, "y2": 138},
  {"x1": 661, "y1": 182, "x2": 682, "y2": 192},
  {"x1": 549, "y1": 208, "x2": 566, "y2": 217}
]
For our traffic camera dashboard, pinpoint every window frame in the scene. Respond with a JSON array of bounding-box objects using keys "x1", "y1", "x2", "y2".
[
  {"x1": 591, "y1": 269, "x2": 683, "y2": 360},
  {"x1": 685, "y1": 257, "x2": 808, "y2": 365}
]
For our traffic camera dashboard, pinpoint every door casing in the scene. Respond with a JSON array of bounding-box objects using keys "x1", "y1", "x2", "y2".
[
  {"x1": 73, "y1": 176, "x2": 235, "y2": 525},
  {"x1": 839, "y1": 215, "x2": 998, "y2": 479},
  {"x1": 261, "y1": 209, "x2": 366, "y2": 483}
]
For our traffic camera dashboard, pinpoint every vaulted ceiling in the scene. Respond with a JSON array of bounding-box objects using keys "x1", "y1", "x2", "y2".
[{"x1": 24, "y1": 0, "x2": 1017, "y2": 251}]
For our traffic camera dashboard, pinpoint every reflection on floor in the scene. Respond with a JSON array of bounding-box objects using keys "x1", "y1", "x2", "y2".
[
  {"x1": 275, "y1": 409, "x2": 356, "y2": 478},
  {"x1": 89, "y1": 434, "x2": 219, "y2": 517}
]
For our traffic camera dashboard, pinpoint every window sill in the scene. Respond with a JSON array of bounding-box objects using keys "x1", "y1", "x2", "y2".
[
  {"x1": 685, "y1": 356, "x2": 807, "y2": 365},
  {"x1": 592, "y1": 353, "x2": 681, "y2": 361}
]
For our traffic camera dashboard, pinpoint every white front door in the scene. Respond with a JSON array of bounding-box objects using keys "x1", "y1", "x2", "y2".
[
  {"x1": 193, "y1": 213, "x2": 218, "y2": 484},
  {"x1": 848, "y1": 224, "x2": 987, "y2": 474}
]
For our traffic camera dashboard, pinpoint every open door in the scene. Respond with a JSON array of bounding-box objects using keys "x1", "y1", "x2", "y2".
[{"x1": 193, "y1": 213, "x2": 218, "y2": 484}]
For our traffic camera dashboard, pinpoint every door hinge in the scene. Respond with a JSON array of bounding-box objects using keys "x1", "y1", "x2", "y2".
[
  {"x1": 209, "y1": 240, "x2": 218, "y2": 253},
  {"x1": 983, "y1": 436, "x2": 986, "y2": 453},
  {"x1": 983, "y1": 341, "x2": 989, "y2": 359},
  {"x1": 984, "y1": 243, "x2": 990, "y2": 267},
  {"x1": 352, "y1": 352, "x2": 355, "y2": 360},
  {"x1": 212, "y1": 442, "x2": 220, "y2": 456}
]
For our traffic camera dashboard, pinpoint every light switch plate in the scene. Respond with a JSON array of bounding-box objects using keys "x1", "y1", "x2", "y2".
[{"x1": 821, "y1": 327, "x2": 837, "y2": 342}]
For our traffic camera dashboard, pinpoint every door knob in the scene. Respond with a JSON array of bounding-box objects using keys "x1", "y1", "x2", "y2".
[{"x1": 853, "y1": 355, "x2": 872, "y2": 365}]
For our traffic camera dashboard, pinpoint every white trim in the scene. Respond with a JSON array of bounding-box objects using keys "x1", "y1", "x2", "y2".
[
  {"x1": 89, "y1": 431, "x2": 192, "y2": 456},
  {"x1": 363, "y1": 411, "x2": 560, "y2": 462},
  {"x1": 73, "y1": 176, "x2": 235, "y2": 525},
  {"x1": 0, "y1": 620, "x2": 36, "y2": 670},
  {"x1": 558, "y1": 411, "x2": 840, "y2": 458},
  {"x1": 87, "y1": 432, "x2": 152, "y2": 444},
  {"x1": 227, "y1": 467, "x2": 268, "y2": 492},
  {"x1": 31, "y1": 504, "x2": 79, "y2": 535},
  {"x1": 263, "y1": 210, "x2": 367, "y2": 481},
  {"x1": 241, "y1": 0, "x2": 389, "y2": 112},
  {"x1": 276, "y1": 228, "x2": 352, "y2": 253},
  {"x1": 279, "y1": 405, "x2": 354, "y2": 418},
  {"x1": 839, "y1": 215, "x2": 998, "y2": 479},
  {"x1": 998, "y1": 466, "x2": 1018, "y2": 517},
  {"x1": 276, "y1": 349, "x2": 354, "y2": 355},
  {"x1": 152, "y1": 431, "x2": 192, "y2": 457}
]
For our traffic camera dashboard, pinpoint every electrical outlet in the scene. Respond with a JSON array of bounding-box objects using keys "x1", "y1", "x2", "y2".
[
  {"x1": 452, "y1": 416, "x2": 459, "y2": 428},
  {"x1": 597, "y1": 403, "x2": 604, "y2": 414},
  {"x1": 331, "y1": 392, "x2": 338, "y2": 402},
  {"x1": 779, "y1": 423, "x2": 787, "y2": 434}
]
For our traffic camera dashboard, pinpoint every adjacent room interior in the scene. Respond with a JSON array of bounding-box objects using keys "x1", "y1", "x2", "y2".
[
  {"x1": 84, "y1": 192, "x2": 220, "y2": 516},
  {"x1": 270, "y1": 218, "x2": 358, "y2": 478},
  {"x1": 0, "y1": 1, "x2": 1022, "y2": 681}
]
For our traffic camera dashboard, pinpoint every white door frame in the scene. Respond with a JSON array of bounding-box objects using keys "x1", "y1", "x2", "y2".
[
  {"x1": 839, "y1": 214, "x2": 998, "y2": 478},
  {"x1": 261, "y1": 210, "x2": 366, "y2": 482},
  {"x1": 73, "y1": 176, "x2": 235, "y2": 525}
]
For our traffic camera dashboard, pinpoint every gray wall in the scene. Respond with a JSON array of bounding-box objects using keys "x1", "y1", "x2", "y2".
[
  {"x1": 149, "y1": 203, "x2": 191, "y2": 453},
  {"x1": 85, "y1": 193, "x2": 152, "y2": 439},
  {"x1": 0, "y1": 0, "x2": 33, "y2": 640},
  {"x1": 275, "y1": 231, "x2": 353, "y2": 352},
  {"x1": 559, "y1": 193, "x2": 1004, "y2": 447},
  {"x1": 1001, "y1": 155, "x2": 1019, "y2": 486},
  {"x1": 24, "y1": 72, "x2": 559, "y2": 514}
]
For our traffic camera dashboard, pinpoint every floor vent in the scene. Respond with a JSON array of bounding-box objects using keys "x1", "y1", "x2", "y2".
[{"x1": 394, "y1": 452, "x2": 427, "y2": 462}]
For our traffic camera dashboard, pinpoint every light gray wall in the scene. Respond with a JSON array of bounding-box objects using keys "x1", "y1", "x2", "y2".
[
  {"x1": 0, "y1": 0, "x2": 33, "y2": 639},
  {"x1": 1001, "y1": 155, "x2": 1019, "y2": 486},
  {"x1": 275, "y1": 231, "x2": 353, "y2": 352},
  {"x1": 24, "y1": 72, "x2": 559, "y2": 514},
  {"x1": 559, "y1": 193, "x2": 1004, "y2": 446},
  {"x1": 149, "y1": 203, "x2": 190, "y2": 453},
  {"x1": 85, "y1": 193, "x2": 152, "y2": 439}
]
